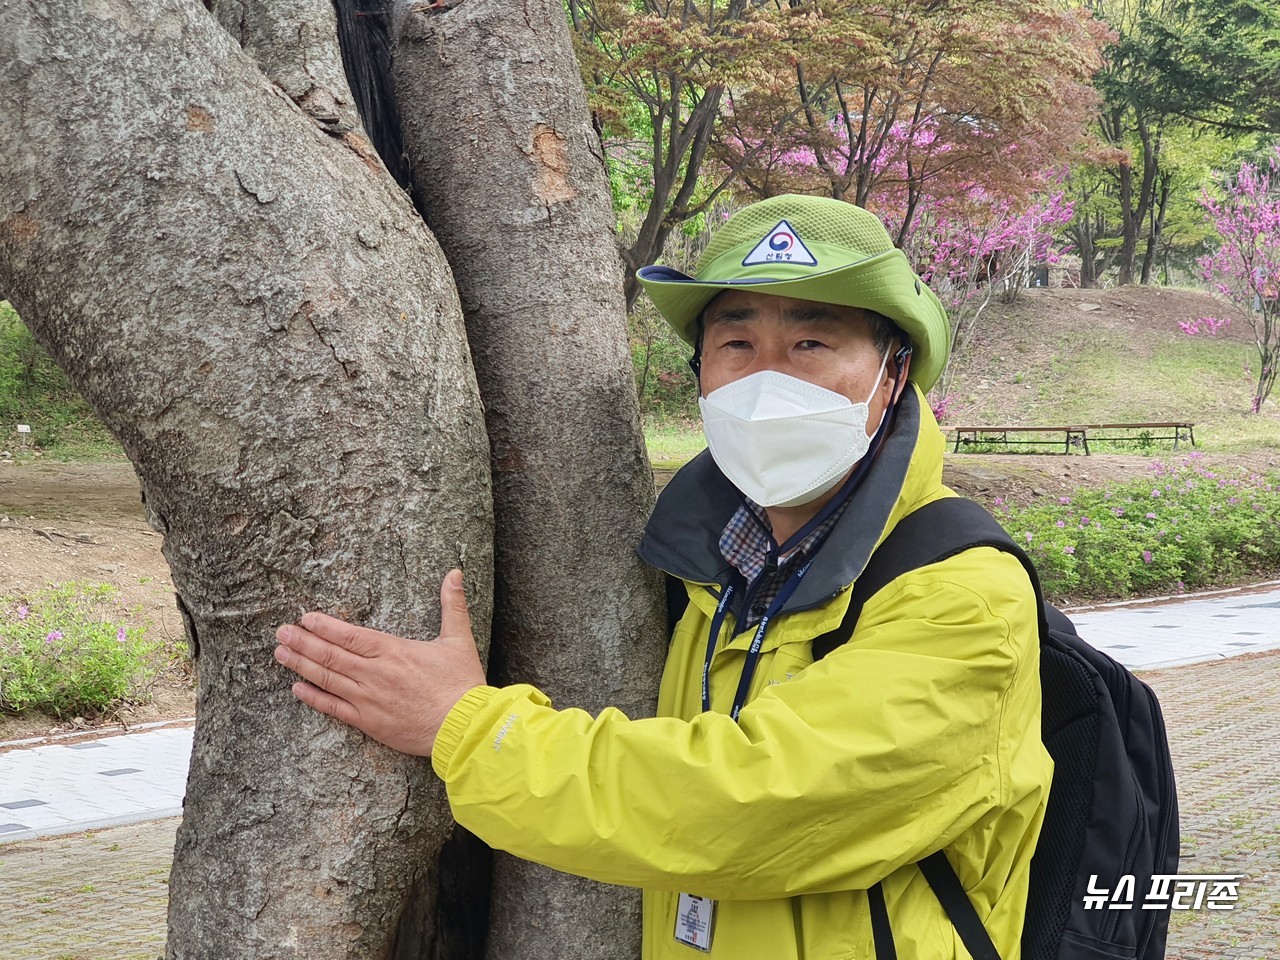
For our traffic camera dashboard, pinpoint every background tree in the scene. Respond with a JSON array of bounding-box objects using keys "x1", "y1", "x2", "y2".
[
  {"x1": 1, "y1": 0, "x2": 662, "y2": 958},
  {"x1": 571, "y1": 0, "x2": 1105, "y2": 307},
  {"x1": 905, "y1": 188, "x2": 1076, "y2": 409},
  {"x1": 718, "y1": 0, "x2": 1105, "y2": 244},
  {"x1": 568, "y1": 0, "x2": 780, "y2": 307},
  {"x1": 1065, "y1": 0, "x2": 1280, "y2": 286},
  {"x1": 1198, "y1": 149, "x2": 1280, "y2": 412}
]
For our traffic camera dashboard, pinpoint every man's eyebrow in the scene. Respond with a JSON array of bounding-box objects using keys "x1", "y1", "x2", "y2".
[
  {"x1": 784, "y1": 305, "x2": 846, "y2": 326},
  {"x1": 704, "y1": 305, "x2": 757, "y2": 325}
]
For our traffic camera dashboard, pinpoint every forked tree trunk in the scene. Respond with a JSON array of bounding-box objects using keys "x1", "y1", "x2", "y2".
[
  {"x1": 0, "y1": 3, "x2": 494, "y2": 958},
  {"x1": 391, "y1": 2, "x2": 667, "y2": 958},
  {"x1": 205, "y1": 0, "x2": 364, "y2": 135}
]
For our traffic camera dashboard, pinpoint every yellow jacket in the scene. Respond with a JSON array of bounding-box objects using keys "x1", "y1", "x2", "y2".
[{"x1": 432, "y1": 386, "x2": 1053, "y2": 959}]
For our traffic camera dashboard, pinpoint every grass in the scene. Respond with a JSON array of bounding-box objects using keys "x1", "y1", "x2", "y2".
[
  {"x1": 0, "y1": 302, "x2": 124, "y2": 461},
  {"x1": 643, "y1": 419, "x2": 705, "y2": 467},
  {"x1": 960, "y1": 304, "x2": 1280, "y2": 442}
]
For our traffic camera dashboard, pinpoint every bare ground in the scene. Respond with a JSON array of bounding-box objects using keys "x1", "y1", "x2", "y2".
[{"x1": 0, "y1": 460, "x2": 192, "y2": 743}]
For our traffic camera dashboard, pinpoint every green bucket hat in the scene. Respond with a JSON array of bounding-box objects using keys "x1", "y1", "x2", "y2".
[{"x1": 636, "y1": 194, "x2": 951, "y2": 393}]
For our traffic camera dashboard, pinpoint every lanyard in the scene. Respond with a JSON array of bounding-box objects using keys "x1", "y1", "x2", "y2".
[
  {"x1": 698, "y1": 353, "x2": 910, "y2": 722},
  {"x1": 701, "y1": 556, "x2": 814, "y2": 721}
]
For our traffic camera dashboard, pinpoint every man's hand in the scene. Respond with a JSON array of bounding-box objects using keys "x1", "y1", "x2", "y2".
[{"x1": 273, "y1": 569, "x2": 485, "y2": 756}]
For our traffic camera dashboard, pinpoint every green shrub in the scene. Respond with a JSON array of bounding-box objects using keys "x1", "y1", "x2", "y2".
[
  {"x1": 994, "y1": 455, "x2": 1280, "y2": 602},
  {"x1": 0, "y1": 583, "x2": 158, "y2": 716}
]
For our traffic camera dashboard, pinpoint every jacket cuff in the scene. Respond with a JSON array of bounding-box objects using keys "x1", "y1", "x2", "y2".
[{"x1": 432, "y1": 685, "x2": 500, "y2": 775}]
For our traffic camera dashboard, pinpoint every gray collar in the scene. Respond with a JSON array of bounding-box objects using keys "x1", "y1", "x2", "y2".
[{"x1": 637, "y1": 387, "x2": 921, "y2": 612}]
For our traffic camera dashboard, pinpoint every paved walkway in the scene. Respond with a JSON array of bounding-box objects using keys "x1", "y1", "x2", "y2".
[
  {"x1": 1069, "y1": 581, "x2": 1280, "y2": 670},
  {"x1": 1, "y1": 584, "x2": 1277, "y2": 958}
]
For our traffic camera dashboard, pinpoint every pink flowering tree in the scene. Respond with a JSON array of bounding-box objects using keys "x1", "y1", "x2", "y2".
[
  {"x1": 887, "y1": 186, "x2": 1075, "y2": 415},
  {"x1": 1199, "y1": 150, "x2": 1280, "y2": 413},
  {"x1": 723, "y1": 117, "x2": 1076, "y2": 421}
]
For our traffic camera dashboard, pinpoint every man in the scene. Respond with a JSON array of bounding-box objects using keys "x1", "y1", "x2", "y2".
[{"x1": 274, "y1": 195, "x2": 1053, "y2": 958}]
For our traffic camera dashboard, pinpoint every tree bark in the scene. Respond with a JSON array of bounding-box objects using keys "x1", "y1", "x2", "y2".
[
  {"x1": 391, "y1": 2, "x2": 667, "y2": 958},
  {"x1": 1117, "y1": 116, "x2": 1160, "y2": 287},
  {"x1": 0, "y1": 3, "x2": 494, "y2": 958},
  {"x1": 1140, "y1": 173, "x2": 1171, "y2": 286},
  {"x1": 206, "y1": 0, "x2": 365, "y2": 136}
]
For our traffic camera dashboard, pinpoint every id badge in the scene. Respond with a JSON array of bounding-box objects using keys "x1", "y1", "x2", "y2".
[{"x1": 674, "y1": 892, "x2": 716, "y2": 952}]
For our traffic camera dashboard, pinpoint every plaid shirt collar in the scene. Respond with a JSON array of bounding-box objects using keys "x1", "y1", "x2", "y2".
[{"x1": 719, "y1": 496, "x2": 848, "y2": 586}]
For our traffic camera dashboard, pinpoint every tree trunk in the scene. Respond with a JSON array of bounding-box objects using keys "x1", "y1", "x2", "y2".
[
  {"x1": 391, "y1": 2, "x2": 667, "y2": 958},
  {"x1": 206, "y1": 0, "x2": 364, "y2": 136},
  {"x1": 1140, "y1": 173, "x2": 1171, "y2": 286},
  {"x1": 0, "y1": 3, "x2": 495, "y2": 958},
  {"x1": 1117, "y1": 117, "x2": 1160, "y2": 287}
]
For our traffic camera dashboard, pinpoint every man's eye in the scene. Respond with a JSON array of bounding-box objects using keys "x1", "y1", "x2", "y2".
[
  {"x1": 797, "y1": 340, "x2": 828, "y2": 350},
  {"x1": 722, "y1": 340, "x2": 752, "y2": 349}
]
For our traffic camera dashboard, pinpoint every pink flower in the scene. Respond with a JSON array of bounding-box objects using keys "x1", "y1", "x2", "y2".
[
  {"x1": 1025, "y1": 532, "x2": 1034, "y2": 542},
  {"x1": 1063, "y1": 546, "x2": 1075, "y2": 555},
  {"x1": 17, "y1": 603, "x2": 29, "y2": 620},
  {"x1": 1056, "y1": 520, "x2": 1066, "y2": 528},
  {"x1": 1145, "y1": 512, "x2": 1158, "y2": 519},
  {"x1": 993, "y1": 497, "x2": 1005, "y2": 506},
  {"x1": 1058, "y1": 496, "x2": 1072, "y2": 505},
  {"x1": 1142, "y1": 550, "x2": 1153, "y2": 564},
  {"x1": 117, "y1": 627, "x2": 128, "y2": 643},
  {"x1": 46, "y1": 630, "x2": 63, "y2": 643},
  {"x1": 1151, "y1": 488, "x2": 1161, "y2": 498}
]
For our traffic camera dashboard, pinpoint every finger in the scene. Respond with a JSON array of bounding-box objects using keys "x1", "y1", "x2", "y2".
[
  {"x1": 275, "y1": 640, "x2": 362, "y2": 703},
  {"x1": 289, "y1": 680, "x2": 363, "y2": 728},
  {"x1": 439, "y1": 568, "x2": 472, "y2": 640},
  {"x1": 276, "y1": 623, "x2": 368, "y2": 679},
  {"x1": 296, "y1": 611, "x2": 391, "y2": 656}
]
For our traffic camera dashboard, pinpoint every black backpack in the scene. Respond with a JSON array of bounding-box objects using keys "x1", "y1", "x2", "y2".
[{"x1": 666, "y1": 496, "x2": 1180, "y2": 960}]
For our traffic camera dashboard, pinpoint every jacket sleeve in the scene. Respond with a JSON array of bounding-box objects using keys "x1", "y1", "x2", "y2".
[{"x1": 431, "y1": 548, "x2": 1038, "y2": 900}]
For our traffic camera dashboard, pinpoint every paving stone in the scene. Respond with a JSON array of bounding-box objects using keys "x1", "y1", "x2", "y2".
[
  {"x1": 1142, "y1": 652, "x2": 1280, "y2": 959},
  {"x1": 0, "y1": 819, "x2": 175, "y2": 960}
]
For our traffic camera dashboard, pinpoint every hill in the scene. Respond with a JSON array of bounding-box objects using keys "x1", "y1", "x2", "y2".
[{"x1": 944, "y1": 286, "x2": 1279, "y2": 454}]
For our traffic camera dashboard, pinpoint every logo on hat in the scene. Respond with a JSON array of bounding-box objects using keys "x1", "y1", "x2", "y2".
[{"x1": 742, "y1": 219, "x2": 818, "y2": 267}]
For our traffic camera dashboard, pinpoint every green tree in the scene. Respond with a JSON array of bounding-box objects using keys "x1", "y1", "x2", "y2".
[{"x1": 1067, "y1": 0, "x2": 1280, "y2": 286}]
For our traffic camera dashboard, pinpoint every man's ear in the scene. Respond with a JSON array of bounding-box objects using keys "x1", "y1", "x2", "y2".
[{"x1": 891, "y1": 338, "x2": 912, "y2": 395}]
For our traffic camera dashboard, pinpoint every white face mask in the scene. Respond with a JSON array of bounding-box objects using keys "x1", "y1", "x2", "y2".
[{"x1": 698, "y1": 349, "x2": 892, "y2": 509}]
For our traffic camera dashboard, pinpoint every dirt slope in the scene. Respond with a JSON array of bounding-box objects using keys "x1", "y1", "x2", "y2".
[{"x1": 945, "y1": 286, "x2": 1279, "y2": 441}]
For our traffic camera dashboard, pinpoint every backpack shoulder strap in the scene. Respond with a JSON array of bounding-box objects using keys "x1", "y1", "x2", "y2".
[
  {"x1": 841, "y1": 497, "x2": 1050, "y2": 960},
  {"x1": 812, "y1": 496, "x2": 1041, "y2": 661}
]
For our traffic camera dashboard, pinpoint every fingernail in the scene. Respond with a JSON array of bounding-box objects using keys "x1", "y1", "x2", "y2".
[{"x1": 450, "y1": 569, "x2": 463, "y2": 588}]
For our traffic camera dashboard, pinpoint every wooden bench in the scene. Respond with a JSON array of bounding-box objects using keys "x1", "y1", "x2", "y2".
[
  {"x1": 950, "y1": 425, "x2": 1090, "y2": 454},
  {"x1": 949, "y1": 422, "x2": 1195, "y2": 455},
  {"x1": 1081, "y1": 422, "x2": 1197, "y2": 451}
]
